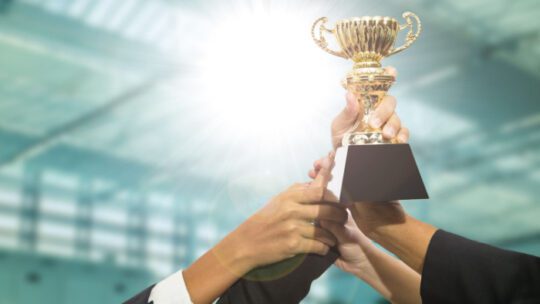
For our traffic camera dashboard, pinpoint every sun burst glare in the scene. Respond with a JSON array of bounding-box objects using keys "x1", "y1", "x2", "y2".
[{"x1": 193, "y1": 3, "x2": 343, "y2": 150}]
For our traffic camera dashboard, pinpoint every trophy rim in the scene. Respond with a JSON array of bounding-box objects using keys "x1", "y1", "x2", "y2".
[{"x1": 336, "y1": 16, "x2": 398, "y2": 25}]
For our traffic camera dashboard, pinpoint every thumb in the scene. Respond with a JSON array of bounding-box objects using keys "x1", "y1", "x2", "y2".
[
  {"x1": 331, "y1": 92, "x2": 362, "y2": 149},
  {"x1": 332, "y1": 92, "x2": 360, "y2": 132}
]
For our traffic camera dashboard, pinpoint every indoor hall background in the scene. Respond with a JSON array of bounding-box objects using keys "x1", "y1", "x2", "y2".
[{"x1": 0, "y1": 0, "x2": 539, "y2": 303}]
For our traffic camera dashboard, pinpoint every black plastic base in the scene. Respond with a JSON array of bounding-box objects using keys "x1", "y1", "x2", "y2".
[{"x1": 339, "y1": 144, "x2": 428, "y2": 203}]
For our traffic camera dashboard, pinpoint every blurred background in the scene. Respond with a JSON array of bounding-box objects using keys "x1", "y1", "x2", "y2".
[{"x1": 0, "y1": 0, "x2": 539, "y2": 303}]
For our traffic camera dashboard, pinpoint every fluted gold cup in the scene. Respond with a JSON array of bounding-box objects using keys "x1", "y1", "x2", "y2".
[{"x1": 312, "y1": 12, "x2": 421, "y2": 145}]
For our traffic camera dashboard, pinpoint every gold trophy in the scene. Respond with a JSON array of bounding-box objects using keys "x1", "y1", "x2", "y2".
[{"x1": 312, "y1": 12, "x2": 428, "y2": 202}]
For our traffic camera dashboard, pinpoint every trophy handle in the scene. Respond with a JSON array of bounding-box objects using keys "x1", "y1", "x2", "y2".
[
  {"x1": 387, "y1": 12, "x2": 422, "y2": 57},
  {"x1": 311, "y1": 17, "x2": 348, "y2": 59}
]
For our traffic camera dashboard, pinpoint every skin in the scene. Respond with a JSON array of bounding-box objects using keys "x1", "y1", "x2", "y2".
[
  {"x1": 332, "y1": 67, "x2": 437, "y2": 274},
  {"x1": 349, "y1": 202, "x2": 436, "y2": 274},
  {"x1": 311, "y1": 160, "x2": 422, "y2": 304},
  {"x1": 309, "y1": 67, "x2": 409, "y2": 179},
  {"x1": 309, "y1": 66, "x2": 433, "y2": 303},
  {"x1": 183, "y1": 155, "x2": 347, "y2": 304},
  {"x1": 182, "y1": 66, "x2": 421, "y2": 304},
  {"x1": 321, "y1": 214, "x2": 421, "y2": 304}
]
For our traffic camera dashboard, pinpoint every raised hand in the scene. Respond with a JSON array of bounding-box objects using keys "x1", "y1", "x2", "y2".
[
  {"x1": 330, "y1": 67, "x2": 409, "y2": 149},
  {"x1": 320, "y1": 213, "x2": 421, "y2": 304},
  {"x1": 228, "y1": 156, "x2": 346, "y2": 271},
  {"x1": 308, "y1": 156, "x2": 421, "y2": 304},
  {"x1": 183, "y1": 157, "x2": 347, "y2": 304}
]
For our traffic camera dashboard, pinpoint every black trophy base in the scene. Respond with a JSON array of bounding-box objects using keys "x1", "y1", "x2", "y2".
[{"x1": 328, "y1": 144, "x2": 428, "y2": 203}]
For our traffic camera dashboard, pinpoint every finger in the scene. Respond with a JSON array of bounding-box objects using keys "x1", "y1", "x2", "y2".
[
  {"x1": 295, "y1": 239, "x2": 330, "y2": 256},
  {"x1": 287, "y1": 186, "x2": 339, "y2": 203},
  {"x1": 322, "y1": 188, "x2": 339, "y2": 203},
  {"x1": 319, "y1": 219, "x2": 349, "y2": 243},
  {"x1": 312, "y1": 154, "x2": 335, "y2": 188},
  {"x1": 369, "y1": 95, "x2": 396, "y2": 129},
  {"x1": 384, "y1": 66, "x2": 397, "y2": 78},
  {"x1": 299, "y1": 204, "x2": 347, "y2": 223},
  {"x1": 334, "y1": 258, "x2": 348, "y2": 270},
  {"x1": 396, "y1": 127, "x2": 410, "y2": 143},
  {"x1": 287, "y1": 184, "x2": 323, "y2": 202},
  {"x1": 299, "y1": 224, "x2": 337, "y2": 247},
  {"x1": 308, "y1": 157, "x2": 325, "y2": 180},
  {"x1": 334, "y1": 91, "x2": 359, "y2": 128},
  {"x1": 382, "y1": 113, "x2": 401, "y2": 139},
  {"x1": 313, "y1": 159, "x2": 323, "y2": 171}
]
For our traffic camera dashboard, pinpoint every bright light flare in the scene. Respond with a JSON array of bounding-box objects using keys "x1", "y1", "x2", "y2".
[{"x1": 193, "y1": 6, "x2": 342, "y2": 147}]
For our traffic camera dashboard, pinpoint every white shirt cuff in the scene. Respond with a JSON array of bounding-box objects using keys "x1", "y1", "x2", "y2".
[{"x1": 148, "y1": 270, "x2": 192, "y2": 304}]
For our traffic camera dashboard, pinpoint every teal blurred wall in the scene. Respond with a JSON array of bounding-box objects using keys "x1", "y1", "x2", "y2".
[{"x1": 0, "y1": 0, "x2": 539, "y2": 303}]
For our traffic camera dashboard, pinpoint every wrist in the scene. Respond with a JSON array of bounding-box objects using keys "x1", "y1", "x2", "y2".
[
  {"x1": 350, "y1": 201, "x2": 407, "y2": 240},
  {"x1": 351, "y1": 237, "x2": 379, "y2": 279},
  {"x1": 214, "y1": 223, "x2": 258, "y2": 276}
]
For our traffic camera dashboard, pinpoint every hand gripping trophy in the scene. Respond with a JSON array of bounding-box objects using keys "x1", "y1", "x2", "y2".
[{"x1": 312, "y1": 12, "x2": 428, "y2": 202}]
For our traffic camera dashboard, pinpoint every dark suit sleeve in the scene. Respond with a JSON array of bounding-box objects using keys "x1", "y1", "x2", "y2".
[
  {"x1": 421, "y1": 229, "x2": 540, "y2": 304},
  {"x1": 122, "y1": 250, "x2": 336, "y2": 304},
  {"x1": 217, "y1": 249, "x2": 338, "y2": 304},
  {"x1": 123, "y1": 285, "x2": 155, "y2": 304}
]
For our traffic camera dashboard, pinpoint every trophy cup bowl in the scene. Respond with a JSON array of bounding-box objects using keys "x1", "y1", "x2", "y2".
[
  {"x1": 312, "y1": 12, "x2": 421, "y2": 65},
  {"x1": 312, "y1": 12, "x2": 422, "y2": 145},
  {"x1": 311, "y1": 12, "x2": 428, "y2": 202},
  {"x1": 334, "y1": 17, "x2": 400, "y2": 63}
]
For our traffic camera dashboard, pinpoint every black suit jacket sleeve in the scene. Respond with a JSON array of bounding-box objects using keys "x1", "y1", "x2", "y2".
[
  {"x1": 421, "y1": 229, "x2": 540, "y2": 304},
  {"x1": 123, "y1": 250, "x2": 337, "y2": 304},
  {"x1": 217, "y1": 249, "x2": 338, "y2": 304}
]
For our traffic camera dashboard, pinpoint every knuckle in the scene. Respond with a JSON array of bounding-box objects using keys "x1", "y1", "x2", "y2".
[
  {"x1": 284, "y1": 221, "x2": 299, "y2": 234},
  {"x1": 284, "y1": 205, "x2": 300, "y2": 219},
  {"x1": 286, "y1": 236, "x2": 300, "y2": 251},
  {"x1": 317, "y1": 244, "x2": 330, "y2": 255},
  {"x1": 321, "y1": 245, "x2": 330, "y2": 255}
]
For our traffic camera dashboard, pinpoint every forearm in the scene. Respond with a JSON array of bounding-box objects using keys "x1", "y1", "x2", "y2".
[
  {"x1": 183, "y1": 230, "x2": 253, "y2": 304},
  {"x1": 355, "y1": 240, "x2": 421, "y2": 304},
  {"x1": 351, "y1": 202, "x2": 437, "y2": 273}
]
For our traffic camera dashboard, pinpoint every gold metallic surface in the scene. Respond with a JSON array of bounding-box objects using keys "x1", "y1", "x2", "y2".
[{"x1": 311, "y1": 12, "x2": 421, "y2": 145}]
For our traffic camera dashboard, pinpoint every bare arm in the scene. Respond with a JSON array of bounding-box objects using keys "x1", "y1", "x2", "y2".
[
  {"x1": 182, "y1": 228, "x2": 253, "y2": 304},
  {"x1": 350, "y1": 202, "x2": 437, "y2": 274},
  {"x1": 321, "y1": 208, "x2": 422, "y2": 304},
  {"x1": 311, "y1": 160, "x2": 427, "y2": 303}
]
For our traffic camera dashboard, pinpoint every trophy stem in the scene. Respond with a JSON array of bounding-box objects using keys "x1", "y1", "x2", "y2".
[
  {"x1": 342, "y1": 69, "x2": 395, "y2": 146},
  {"x1": 342, "y1": 94, "x2": 389, "y2": 146}
]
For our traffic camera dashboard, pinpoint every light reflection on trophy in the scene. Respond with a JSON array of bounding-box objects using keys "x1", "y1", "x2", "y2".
[{"x1": 312, "y1": 12, "x2": 428, "y2": 202}]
